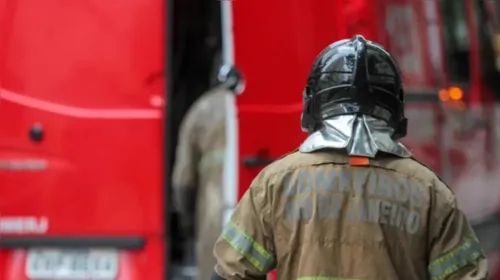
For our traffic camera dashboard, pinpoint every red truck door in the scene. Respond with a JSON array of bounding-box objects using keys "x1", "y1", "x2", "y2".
[
  {"x1": 229, "y1": 0, "x2": 347, "y2": 204},
  {"x1": 223, "y1": 0, "x2": 347, "y2": 278},
  {"x1": 0, "y1": 0, "x2": 165, "y2": 279}
]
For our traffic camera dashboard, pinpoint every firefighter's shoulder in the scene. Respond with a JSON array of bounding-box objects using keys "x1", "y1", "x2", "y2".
[
  {"x1": 261, "y1": 148, "x2": 337, "y2": 174},
  {"x1": 188, "y1": 86, "x2": 229, "y2": 114},
  {"x1": 180, "y1": 86, "x2": 229, "y2": 133},
  {"x1": 373, "y1": 155, "x2": 455, "y2": 204},
  {"x1": 255, "y1": 149, "x2": 347, "y2": 189}
]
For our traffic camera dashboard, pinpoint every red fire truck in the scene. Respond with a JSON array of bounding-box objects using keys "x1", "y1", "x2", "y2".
[{"x1": 0, "y1": 0, "x2": 498, "y2": 279}]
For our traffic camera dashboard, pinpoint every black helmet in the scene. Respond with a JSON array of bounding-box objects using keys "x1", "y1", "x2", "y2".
[
  {"x1": 218, "y1": 64, "x2": 245, "y2": 94},
  {"x1": 301, "y1": 35, "x2": 407, "y2": 139}
]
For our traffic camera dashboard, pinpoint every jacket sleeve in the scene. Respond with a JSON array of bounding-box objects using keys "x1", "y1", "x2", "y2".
[
  {"x1": 427, "y1": 180, "x2": 488, "y2": 280},
  {"x1": 213, "y1": 175, "x2": 276, "y2": 280},
  {"x1": 172, "y1": 105, "x2": 201, "y2": 217}
]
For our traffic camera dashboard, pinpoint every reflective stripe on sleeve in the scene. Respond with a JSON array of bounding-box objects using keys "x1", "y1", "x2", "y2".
[
  {"x1": 428, "y1": 238, "x2": 485, "y2": 280},
  {"x1": 221, "y1": 222, "x2": 275, "y2": 273}
]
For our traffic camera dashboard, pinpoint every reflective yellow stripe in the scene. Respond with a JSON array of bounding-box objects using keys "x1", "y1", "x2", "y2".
[
  {"x1": 221, "y1": 222, "x2": 275, "y2": 273},
  {"x1": 428, "y1": 238, "x2": 484, "y2": 280},
  {"x1": 298, "y1": 277, "x2": 358, "y2": 280}
]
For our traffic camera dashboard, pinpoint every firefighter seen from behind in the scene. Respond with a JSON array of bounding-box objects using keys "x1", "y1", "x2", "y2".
[{"x1": 211, "y1": 35, "x2": 488, "y2": 280}]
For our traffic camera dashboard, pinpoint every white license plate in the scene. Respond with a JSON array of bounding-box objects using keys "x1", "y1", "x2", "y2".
[{"x1": 25, "y1": 248, "x2": 119, "y2": 279}]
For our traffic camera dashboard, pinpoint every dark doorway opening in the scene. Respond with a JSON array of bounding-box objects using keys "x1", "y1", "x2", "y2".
[{"x1": 165, "y1": 0, "x2": 222, "y2": 278}]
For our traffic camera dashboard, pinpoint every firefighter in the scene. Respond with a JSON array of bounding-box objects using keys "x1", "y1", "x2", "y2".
[
  {"x1": 211, "y1": 35, "x2": 488, "y2": 280},
  {"x1": 172, "y1": 61, "x2": 243, "y2": 280}
]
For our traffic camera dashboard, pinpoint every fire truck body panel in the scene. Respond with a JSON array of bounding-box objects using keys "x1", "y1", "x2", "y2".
[
  {"x1": 0, "y1": 0, "x2": 164, "y2": 235},
  {"x1": 0, "y1": 0, "x2": 165, "y2": 279}
]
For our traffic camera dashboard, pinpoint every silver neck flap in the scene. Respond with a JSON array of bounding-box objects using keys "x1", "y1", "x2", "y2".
[{"x1": 299, "y1": 114, "x2": 411, "y2": 158}]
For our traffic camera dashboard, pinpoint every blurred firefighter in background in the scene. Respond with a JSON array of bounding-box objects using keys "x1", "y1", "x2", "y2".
[
  {"x1": 172, "y1": 49, "x2": 243, "y2": 279},
  {"x1": 210, "y1": 35, "x2": 487, "y2": 280}
]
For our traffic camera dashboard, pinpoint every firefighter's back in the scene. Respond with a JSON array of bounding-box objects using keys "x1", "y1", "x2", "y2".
[
  {"x1": 267, "y1": 149, "x2": 440, "y2": 280},
  {"x1": 212, "y1": 35, "x2": 486, "y2": 280}
]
